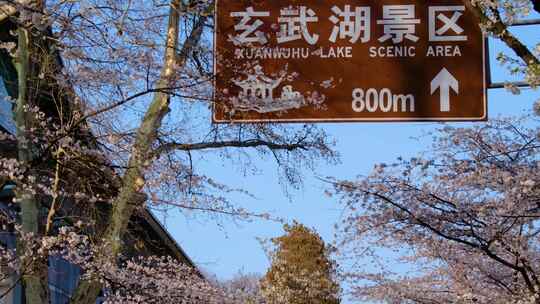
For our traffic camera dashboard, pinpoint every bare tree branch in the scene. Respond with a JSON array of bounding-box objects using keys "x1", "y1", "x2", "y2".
[
  {"x1": 154, "y1": 139, "x2": 309, "y2": 157},
  {"x1": 463, "y1": 0, "x2": 539, "y2": 66}
]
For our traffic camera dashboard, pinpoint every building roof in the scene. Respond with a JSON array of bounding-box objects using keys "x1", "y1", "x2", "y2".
[{"x1": 233, "y1": 65, "x2": 283, "y2": 89}]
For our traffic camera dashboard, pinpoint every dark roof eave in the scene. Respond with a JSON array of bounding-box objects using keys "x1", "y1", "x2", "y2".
[
  {"x1": 140, "y1": 209, "x2": 200, "y2": 272},
  {"x1": 0, "y1": 184, "x2": 201, "y2": 275}
]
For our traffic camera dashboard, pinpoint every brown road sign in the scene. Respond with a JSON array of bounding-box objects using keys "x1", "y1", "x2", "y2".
[{"x1": 213, "y1": 0, "x2": 487, "y2": 123}]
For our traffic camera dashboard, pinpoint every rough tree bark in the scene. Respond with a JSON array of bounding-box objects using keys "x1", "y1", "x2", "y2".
[{"x1": 14, "y1": 23, "x2": 49, "y2": 304}]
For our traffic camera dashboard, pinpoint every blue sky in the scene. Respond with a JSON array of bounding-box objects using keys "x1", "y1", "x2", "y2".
[{"x1": 159, "y1": 17, "x2": 539, "y2": 303}]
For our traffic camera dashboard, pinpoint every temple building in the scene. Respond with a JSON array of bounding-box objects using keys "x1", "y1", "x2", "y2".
[{"x1": 233, "y1": 65, "x2": 283, "y2": 100}]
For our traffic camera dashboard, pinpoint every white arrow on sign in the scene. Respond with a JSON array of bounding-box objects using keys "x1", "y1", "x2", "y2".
[{"x1": 431, "y1": 68, "x2": 459, "y2": 112}]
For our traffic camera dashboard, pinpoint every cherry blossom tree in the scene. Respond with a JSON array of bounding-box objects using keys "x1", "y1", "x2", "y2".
[
  {"x1": 214, "y1": 271, "x2": 265, "y2": 304},
  {"x1": 331, "y1": 117, "x2": 540, "y2": 304},
  {"x1": 0, "y1": 0, "x2": 337, "y2": 303},
  {"x1": 328, "y1": 2, "x2": 539, "y2": 302},
  {"x1": 0, "y1": 0, "x2": 537, "y2": 303}
]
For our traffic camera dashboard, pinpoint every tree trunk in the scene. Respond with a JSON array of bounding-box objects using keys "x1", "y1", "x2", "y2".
[
  {"x1": 14, "y1": 26, "x2": 49, "y2": 304},
  {"x1": 69, "y1": 281, "x2": 102, "y2": 304},
  {"x1": 70, "y1": 2, "x2": 212, "y2": 302},
  {"x1": 103, "y1": 0, "x2": 182, "y2": 255},
  {"x1": 70, "y1": 0, "x2": 184, "y2": 302}
]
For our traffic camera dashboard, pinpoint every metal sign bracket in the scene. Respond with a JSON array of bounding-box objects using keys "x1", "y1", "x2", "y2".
[{"x1": 486, "y1": 18, "x2": 540, "y2": 89}]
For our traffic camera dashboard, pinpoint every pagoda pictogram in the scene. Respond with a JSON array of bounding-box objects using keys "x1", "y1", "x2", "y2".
[{"x1": 231, "y1": 65, "x2": 305, "y2": 113}]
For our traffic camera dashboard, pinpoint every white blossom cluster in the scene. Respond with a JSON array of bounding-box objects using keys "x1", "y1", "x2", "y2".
[{"x1": 332, "y1": 117, "x2": 540, "y2": 304}]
